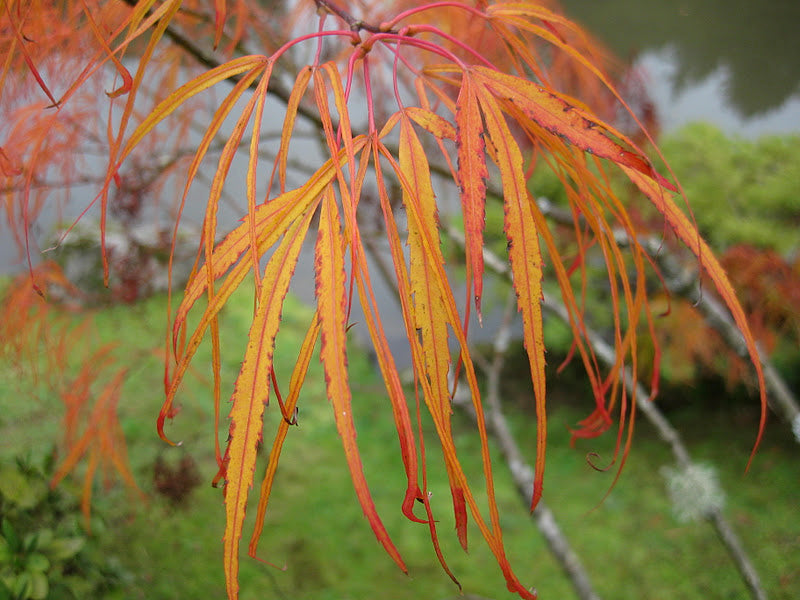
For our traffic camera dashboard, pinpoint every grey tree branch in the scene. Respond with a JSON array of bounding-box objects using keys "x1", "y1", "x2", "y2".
[
  {"x1": 443, "y1": 219, "x2": 768, "y2": 600},
  {"x1": 118, "y1": 0, "x2": 324, "y2": 129},
  {"x1": 453, "y1": 290, "x2": 603, "y2": 600},
  {"x1": 617, "y1": 232, "x2": 800, "y2": 432},
  {"x1": 542, "y1": 298, "x2": 768, "y2": 600}
]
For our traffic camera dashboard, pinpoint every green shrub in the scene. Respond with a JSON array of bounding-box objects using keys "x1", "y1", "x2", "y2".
[{"x1": 0, "y1": 453, "x2": 124, "y2": 600}]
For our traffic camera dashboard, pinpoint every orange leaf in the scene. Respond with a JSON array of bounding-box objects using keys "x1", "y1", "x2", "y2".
[
  {"x1": 51, "y1": 366, "x2": 143, "y2": 527},
  {"x1": 161, "y1": 141, "x2": 369, "y2": 438},
  {"x1": 471, "y1": 66, "x2": 674, "y2": 190},
  {"x1": 3, "y1": 2, "x2": 58, "y2": 106},
  {"x1": 379, "y1": 138, "x2": 534, "y2": 598},
  {"x1": 249, "y1": 315, "x2": 320, "y2": 557},
  {"x1": 476, "y1": 83, "x2": 547, "y2": 510},
  {"x1": 315, "y1": 188, "x2": 407, "y2": 573},
  {"x1": 327, "y1": 139, "x2": 425, "y2": 526},
  {"x1": 405, "y1": 106, "x2": 457, "y2": 141},
  {"x1": 119, "y1": 56, "x2": 270, "y2": 165},
  {"x1": 160, "y1": 67, "x2": 275, "y2": 444},
  {"x1": 623, "y1": 166, "x2": 767, "y2": 464},
  {"x1": 98, "y1": 0, "x2": 183, "y2": 282},
  {"x1": 214, "y1": 0, "x2": 227, "y2": 49},
  {"x1": 173, "y1": 138, "x2": 368, "y2": 335},
  {"x1": 399, "y1": 116, "x2": 470, "y2": 549},
  {"x1": 274, "y1": 66, "x2": 313, "y2": 194},
  {"x1": 349, "y1": 239, "x2": 426, "y2": 524},
  {"x1": 371, "y1": 151, "x2": 463, "y2": 585},
  {"x1": 79, "y1": 0, "x2": 132, "y2": 98}
]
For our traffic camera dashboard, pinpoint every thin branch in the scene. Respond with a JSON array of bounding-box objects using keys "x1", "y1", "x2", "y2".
[
  {"x1": 544, "y1": 297, "x2": 767, "y2": 600},
  {"x1": 616, "y1": 231, "x2": 799, "y2": 433},
  {"x1": 314, "y1": 0, "x2": 395, "y2": 34},
  {"x1": 118, "y1": 0, "x2": 324, "y2": 129}
]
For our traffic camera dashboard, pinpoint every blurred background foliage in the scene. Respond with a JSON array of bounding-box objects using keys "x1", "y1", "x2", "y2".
[{"x1": 1, "y1": 263, "x2": 799, "y2": 599}]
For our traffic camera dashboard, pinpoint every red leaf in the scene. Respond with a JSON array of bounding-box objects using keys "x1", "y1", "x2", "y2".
[
  {"x1": 471, "y1": 66, "x2": 675, "y2": 190},
  {"x1": 455, "y1": 74, "x2": 489, "y2": 318}
]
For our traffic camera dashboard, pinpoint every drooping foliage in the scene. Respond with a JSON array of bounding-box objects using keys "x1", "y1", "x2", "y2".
[
  {"x1": 0, "y1": 1, "x2": 767, "y2": 599},
  {"x1": 647, "y1": 244, "x2": 800, "y2": 390},
  {"x1": 0, "y1": 263, "x2": 142, "y2": 523}
]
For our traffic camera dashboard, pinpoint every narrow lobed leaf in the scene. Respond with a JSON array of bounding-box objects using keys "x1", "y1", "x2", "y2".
[
  {"x1": 222, "y1": 206, "x2": 316, "y2": 600},
  {"x1": 249, "y1": 315, "x2": 320, "y2": 557},
  {"x1": 623, "y1": 166, "x2": 768, "y2": 464},
  {"x1": 471, "y1": 66, "x2": 675, "y2": 190},
  {"x1": 455, "y1": 74, "x2": 489, "y2": 318},
  {"x1": 315, "y1": 188, "x2": 407, "y2": 573},
  {"x1": 476, "y1": 81, "x2": 548, "y2": 510},
  {"x1": 400, "y1": 115, "x2": 469, "y2": 549}
]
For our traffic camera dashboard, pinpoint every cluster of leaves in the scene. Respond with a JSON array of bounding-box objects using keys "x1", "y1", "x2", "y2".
[
  {"x1": 0, "y1": 453, "x2": 124, "y2": 600},
  {"x1": 637, "y1": 244, "x2": 800, "y2": 393},
  {"x1": 720, "y1": 245, "x2": 800, "y2": 350},
  {"x1": 666, "y1": 244, "x2": 800, "y2": 390},
  {"x1": 656, "y1": 124, "x2": 800, "y2": 385},
  {"x1": 1, "y1": 1, "x2": 768, "y2": 599},
  {"x1": 518, "y1": 123, "x2": 800, "y2": 398}
]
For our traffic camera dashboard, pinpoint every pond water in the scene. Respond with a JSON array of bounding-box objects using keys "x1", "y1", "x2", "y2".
[{"x1": 558, "y1": 0, "x2": 800, "y2": 137}]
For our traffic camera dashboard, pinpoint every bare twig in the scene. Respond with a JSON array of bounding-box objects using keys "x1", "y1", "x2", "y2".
[
  {"x1": 118, "y1": 0, "x2": 324, "y2": 129},
  {"x1": 314, "y1": 0, "x2": 396, "y2": 34}
]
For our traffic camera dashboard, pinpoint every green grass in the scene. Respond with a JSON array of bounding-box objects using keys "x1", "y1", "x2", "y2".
[{"x1": 1, "y1": 286, "x2": 798, "y2": 600}]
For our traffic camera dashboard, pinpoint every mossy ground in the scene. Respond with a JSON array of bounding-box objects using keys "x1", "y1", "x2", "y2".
[{"x1": 1, "y1": 282, "x2": 797, "y2": 600}]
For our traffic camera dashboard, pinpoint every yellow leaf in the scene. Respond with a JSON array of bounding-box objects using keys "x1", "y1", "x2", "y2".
[
  {"x1": 250, "y1": 315, "x2": 320, "y2": 557},
  {"x1": 400, "y1": 116, "x2": 469, "y2": 549},
  {"x1": 476, "y1": 82, "x2": 548, "y2": 510},
  {"x1": 119, "y1": 56, "x2": 270, "y2": 164},
  {"x1": 405, "y1": 106, "x2": 457, "y2": 140},
  {"x1": 162, "y1": 139, "x2": 369, "y2": 431},
  {"x1": 379, "y1": 138, "x2": 535, "y2": 599},
  {"x1": 222, "y1": 207, "x2": 316, "y2": 600},
  {"x1": 315, "y1": 189, "x2": 407, "y2": 573},
  {"x1": 275, "y1": 67, "x2": 313, "y2": 194}
]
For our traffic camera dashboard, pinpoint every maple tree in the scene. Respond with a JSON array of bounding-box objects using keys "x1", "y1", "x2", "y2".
[{"x1": 0, "y1": 1, "x2": 769, "y2": 599}]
